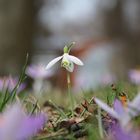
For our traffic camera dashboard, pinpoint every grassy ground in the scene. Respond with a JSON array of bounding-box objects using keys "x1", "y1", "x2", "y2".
[
  {"x1": 0, "y1": 54, "x2": 139, "y2": 140},
  {"x1": 31, "y1": 81, "x2": 139, "y2": 140}
]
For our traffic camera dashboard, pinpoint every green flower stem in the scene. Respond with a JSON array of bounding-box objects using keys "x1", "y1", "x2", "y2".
[
  {"x1": 67, "y1": 72, "x2": 74, "y2": 116},
  {"x1": 138, "y1": 86, "x2": 140, "y2": 93},
  {"x1": 97, "y1": 107, "x2": 104, "y2": 139}
]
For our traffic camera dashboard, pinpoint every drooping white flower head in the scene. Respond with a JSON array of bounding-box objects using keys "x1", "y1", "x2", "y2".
[
  {"x1": 45, "y1": 43, "x2": 83, "y2": 72},
  {"x1": 94, "y1": 93, "x2": 140, "y2": 127}
]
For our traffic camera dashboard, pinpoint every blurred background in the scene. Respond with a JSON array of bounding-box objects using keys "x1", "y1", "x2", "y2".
[{"x1": 0, "y1": 0, "x2": 140, "y2": 91}]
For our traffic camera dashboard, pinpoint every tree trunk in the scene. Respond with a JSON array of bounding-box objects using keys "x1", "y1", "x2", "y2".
[{"x1": 0, "y1": 0, "x2": 35, "y2": 75}]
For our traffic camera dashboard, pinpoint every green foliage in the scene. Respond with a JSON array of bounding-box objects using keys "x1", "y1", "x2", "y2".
[
  {"x1": 0, "y1": 51, "x2": 139, "y2": 140},
  {"x1": 0, "y1": 54, "x2": 28, "y2": 112}
]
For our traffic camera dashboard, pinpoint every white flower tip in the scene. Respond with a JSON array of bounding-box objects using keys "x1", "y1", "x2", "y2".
[
  {"x1": 45, "y1": 63, "x2": 51, "y2": 70},
  {"x1": 80, "y1": 61, "x2": 84, "y2": 66},
  {"x1": 45, "y1": 65, "x2": 49, "y2": 70},
  {"x1": 75, "y1": 59, "x2": 84, "y2": 66},
  {"x1": 45, "y1": 56, "x2": 63, "y2": 70}
]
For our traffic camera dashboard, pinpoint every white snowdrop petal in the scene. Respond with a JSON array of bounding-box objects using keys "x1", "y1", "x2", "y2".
[
  {"x1": 94, "y1": 98, "x2": 120, "y2": 120},
  {"x1": 67, "y1": 55, "x2": 84, "y2": 65},
  {"x1": 45, "y1": 56, "x2": 63, "y2": 70}
]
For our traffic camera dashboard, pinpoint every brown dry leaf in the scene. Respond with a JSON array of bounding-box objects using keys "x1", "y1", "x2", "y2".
[
  {"x1": 58, "y1": 119, "x2": 76, "y2": 129},
  {"x1": 74, "y1": 107, "x2": 84, "y2": 114},
  {"x1": 81, "y1": 99, "x2": 89, "y2": 111},
  {"x1": 57, "y1": 117, "x2": 85, "y2": 129},
  {"x1": 73, "y1": 117, "x2": 85, "y2": 123}
]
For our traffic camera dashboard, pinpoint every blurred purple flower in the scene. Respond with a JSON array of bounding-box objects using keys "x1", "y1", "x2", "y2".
[
  {"x1": 26, "y1": 64, "x2": 52, "y2": 79},
  {"x1": 110, "y1": 123, "x2": 140, "y2": 140},
  {"x1": 94, "y1": 93, "x2": 140, "y2": 127},
  {"x1": 0, "y1": 76, "x2": 26, "y2": 93},
  {"x1": 26, "y1": 64, "x2": 52, "y2": 95},
  {"x1": 103, "y1": 100, "x2": 140, "y2": 140},
  {"x1": 0, "y1": 103, "x2": 46, "y2": 140},
  {"x1": 113, "y1": 99, "x2": 125, "y2": 116},
  {"x1": 17, "y1": 114, "x2": 46, "y2": 139},
  {"x1": 128, "y1": 69, "x2": 140, "y2": 85}
]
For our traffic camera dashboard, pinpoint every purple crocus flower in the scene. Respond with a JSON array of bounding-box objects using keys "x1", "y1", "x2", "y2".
[
  {"x1": 113, "y1": 99, "x2": 125, "y2": 115},
  {"x1": 110, "y1": 123, "x2": 140, "y2": 140},
  {"x1": 26, "y1": 64, "x2": 52, "y2": 95},
  {"x1": 0, "y1": 76, "x2": 26, "y2": 93},
  {"x1": 101, "y1": 100, "x2": 140, "y2": 140},
  {"x1": 0, "y1": 103, "x2": 46, "y2": 140},
  {"x1": 16, "y1": 114, "x2": 46, "y2": 139},
  {"x1": 128, "y1": 69, "x2": 140, "y2": 85},
  {"x1": 94, "y1": 93, "x2": 140, "y2": 127},
  {"x1": 26, "y1": 64, "x2": 52, "y2": 79}
]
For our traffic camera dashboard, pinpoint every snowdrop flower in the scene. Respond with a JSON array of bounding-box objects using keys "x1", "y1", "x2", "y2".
[
  {"x1": 0, "y1": 103, "x2": 46, "y2": 140},
  {"x1": 45, "y1": 45, "x2": 84, "y2": 72},
  {"x1": 94, "y1": 93, "x2": 140, "y2": 127}
]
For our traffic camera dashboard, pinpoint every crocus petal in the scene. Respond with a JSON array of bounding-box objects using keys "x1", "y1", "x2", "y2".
[
  {"x1": 94, "y1": 98, "x2": 120, "y2": 120},
  {"x1": 114, "y1": 99, "x2": 125, "y2": 116},
  {"x1": 112, "y1": 124, "x2": 138, "y2": 140},
  {"x1": 26, "y1": 66, "x2": 36, "y2": 79},
  {"x1": 128, "y1": 93, "x2": 140, "y2": 117},
  {"x1": 45, "y1": 56, "x2": 63, "y2": 70},
  {"x1": 128, "y1": 70, "x2": 140, "y2": 85},
  {"x1": 0, "y1": 103, "x2": 25, "y2": 140},
  {"x1": 112, "y1": 99, "x2": 131, "y2": 127},
  {"x1": 26, "y1": 65, "x2": 52, "y2": 79},
  {"x1": 67, "y1": 55, "x2": 84, "y2": 65},
  {"x1": 0, "y1": 103, "x2": 47, "y2": 140},
  {"x1": 17, "y1": 114, "x2": 46, "y2": 139},
  {"x1": 120, "y1": 113, "x2": 131, "y2": 127}
]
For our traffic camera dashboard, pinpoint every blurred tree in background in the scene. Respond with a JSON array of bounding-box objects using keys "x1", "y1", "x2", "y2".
[
  {"x1": 0, "y1": 0, "x2": 36, "y2": 75},
  {"x1": 104, "y1": 0, "x2": 140, "y2": 79},
  {"x1": 0, "y1": 0, "x2": 140, "y2": 88}
]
